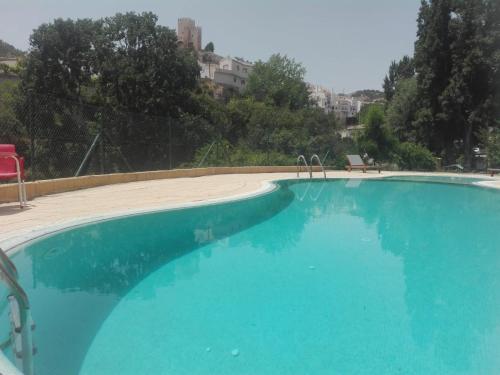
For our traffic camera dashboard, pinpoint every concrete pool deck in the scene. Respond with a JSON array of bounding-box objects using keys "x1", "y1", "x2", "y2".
[{"x1": 1, "y1": 170, "x2": 499, "y2": 251}]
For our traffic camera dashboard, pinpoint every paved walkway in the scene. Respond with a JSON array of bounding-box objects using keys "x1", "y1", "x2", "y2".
[{"x1": 1, "y1": 171, "x2": 498, "y2": 250}]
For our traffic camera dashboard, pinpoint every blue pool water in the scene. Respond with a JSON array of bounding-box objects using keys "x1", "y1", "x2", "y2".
[
  {"x1": 3, "y1": 179, "x2": 500, "y2": 374},
  {"x1": 382, "y1": 175, "x2": 489, "y2": 185}
]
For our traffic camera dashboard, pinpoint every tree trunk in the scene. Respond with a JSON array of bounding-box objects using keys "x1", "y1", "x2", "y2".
[{"x1": 463, "y1": 123, "x2": 473, "y2": 170}]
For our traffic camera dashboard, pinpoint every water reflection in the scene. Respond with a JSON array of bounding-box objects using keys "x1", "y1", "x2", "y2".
[
  {"x1": 5, "y1": 186, "x2": 294, "y2": 375},
  {"x1": 287, "y1": 179, "x2": 500, "y2": 373},
  {"x1": 296, "y1": 180, "x2": 328, "y2": 202}
]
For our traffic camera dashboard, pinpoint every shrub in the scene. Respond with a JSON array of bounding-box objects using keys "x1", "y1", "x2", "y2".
[
  {"x1": 477, "y1": 126, "x2": 500, "y2": 168},
  {"x1": 356, "y1": 105, "x2": 397, "y2": 161},
  {"x1": 396, "y1": 142, "x2": 436, "y2": 170}
]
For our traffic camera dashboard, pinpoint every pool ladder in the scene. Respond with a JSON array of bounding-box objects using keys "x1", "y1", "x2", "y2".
[
  {"x1": 0, "y1": 248, "x2": 35, "y2": 375},
  {"x1": 297, "y1": 154, "x2": 326, "y2": 179}
]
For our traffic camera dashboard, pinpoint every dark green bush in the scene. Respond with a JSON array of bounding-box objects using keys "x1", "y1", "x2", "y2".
[
  {"x1": 356, "y1": 105, "x2": 397, "y2": 161},
  {"x1": 396, "y1": 142, "x2": 436, "y2": 170}
]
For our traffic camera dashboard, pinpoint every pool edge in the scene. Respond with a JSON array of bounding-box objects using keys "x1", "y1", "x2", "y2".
[
  {"x1": 2, "y1": 173, "x2": 499, "y2": 253},
  {"x1": 1, "y1": 179, "x2": 281, "y2": 253}
]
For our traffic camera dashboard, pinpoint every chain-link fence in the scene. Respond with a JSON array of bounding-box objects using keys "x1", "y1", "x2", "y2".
[
  {"x1": 1, "y1": 95, "x2": 220, "y2": 181},
  {"x1": 1, "y1": 93, "x2": 353, "y2": 182}
]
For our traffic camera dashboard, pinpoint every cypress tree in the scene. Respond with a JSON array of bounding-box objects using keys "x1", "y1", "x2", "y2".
[
  {"x1": 414, "y1": 0, "x2": 454, "y2": 156},
  {"x1": 414, "y1": 0, "x2": 499, "y2": 167}
]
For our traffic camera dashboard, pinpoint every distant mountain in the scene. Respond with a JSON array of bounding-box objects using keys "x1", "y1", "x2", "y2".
[
  {"x1": 350, "y1": 89, "x2": 384, "y2": 102},
  {"x1": 0, "y1": 39, "x2": 23, "y2": 58}
]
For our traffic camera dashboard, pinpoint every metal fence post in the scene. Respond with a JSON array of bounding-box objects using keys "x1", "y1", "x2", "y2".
[
  {"x1": 99, "y1": 123, "x2": 104, "y2": 174},
  {"x1": 168, "y1": 119, "x2": 172, "y2": 170},
  {"x1": 28, "y1": 100, "x2": 36, "y2": 180},
  {"x1": 75, "y1": 132, "x2": 101, "y2": 177}
]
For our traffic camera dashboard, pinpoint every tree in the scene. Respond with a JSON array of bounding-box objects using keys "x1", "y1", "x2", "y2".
[
  {"x1": 441, "y1": 0, "x2": 500, "y2": 168},
  {"x1": 414, "y1": 0, "x2": 454, "y2": 154},
  {"x1": 245, "y1": 54, "x2": 310, "y2": 110},
  {"x1": 17, "y1": 18, "x2": 100, "y2": 178},
  {"x1": 386, "y1": 77, "x2": 419, "y2": 142},
  {"x1": 20, "y1": 12, "x2": 201, "y2": 118},
  {"x1": 94, "y1": 12, "x2": 200, "y2": 117},
  {"x1": 359, "y1": 102, "x2": 385, "y2": 124},
  {"x1": 204, "y1": 42, "x2": 214, "y2": 52},
  {"x1": 0, "y1": 81, "x2": 23, "y2": 144},
  {"x1": 383, "y1": 55, "x2": 415, "y2": 102},
  {"x1": 477, "y1": 126, "x2": 500, "y2": 168},
  {"x1": 15, "y1": 12, "x2": 204, "y2": 176},
  {"x1": 357, "y1": 105, "x2": 396, "y2": 161},
  {"x1": 21, "y1": 18, "x2": 98, "y2": 100},
  {"x1": 414, "y1": 0, "x2": 500, "y2": 167}
]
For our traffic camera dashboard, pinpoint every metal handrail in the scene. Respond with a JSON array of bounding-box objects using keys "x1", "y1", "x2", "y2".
[
  {"x1": 296, "y1": 155, "x2": 309, "y2": 178},
  {"x1": 0, "y1": 248, "x2": 34, "y2": 375},
  {"x1": 0, "y1": 248, "x2": 18, "y2": 280},
  {"x1": 310, "y1": 154, "x2": 327, "y2": 179}
]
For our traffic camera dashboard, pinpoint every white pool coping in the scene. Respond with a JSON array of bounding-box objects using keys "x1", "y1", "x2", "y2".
[
  {"x1": 0, "y1": 179, "x2": 278, "y2": 253},
  {"x1": 1, "y1": 171, "x2": 498, "y2": 253}
]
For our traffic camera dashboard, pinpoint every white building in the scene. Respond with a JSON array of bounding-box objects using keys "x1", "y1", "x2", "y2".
[
  {"x1": 308, "y1": 84, "x2": 333, "y2": 113},
  {"x1": 332, "y1": 94, "x2": 362, "y2": 124},
  {"x1": 212, "y1": 57, "x2": 254, "y2": 93}
]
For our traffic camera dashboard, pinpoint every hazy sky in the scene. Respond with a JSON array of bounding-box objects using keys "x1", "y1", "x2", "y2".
[{"x1": 0, "y1": 0, "x2": 420, "y2": 92}]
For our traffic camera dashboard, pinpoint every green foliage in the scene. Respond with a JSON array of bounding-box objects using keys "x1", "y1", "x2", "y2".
[
  {"x1": 476, "y1": 126, "x2": 500, "y2": 167},
  {"x1": 395, "y1": 142, "x2": 436, "y2": 171},
  {"x1": 386, "y1": 78, "x2": 419, "y2": 141},
  {"x1": 357, "y1": 105, "x2": 397, "y2": 161},
  {"x1": 0, "y1": 81, "x2": 23, "y2": 143},
  {"x1": 330, "y1": 137, "x2": 358, "y2": 169},
  {"x1": 413, "y1": 0, "x2": 500, "y2": 167},
  {"x1": 359, "y1": 103, "x2": 385, "y2": 125},
  {"x1": 231, "y1": 99, "x2": 338, "y2": 156},
  {"x1": 204, "y1": 42, "x2": 214, "y2": 52},
  {"x1": 21, "y1": 18, "x2": 98, "y2": 100},
  {"x1": 383, "y1": 55, "x2": 415, "y2": 102},
  {"x1": 2, "y1": 13, "x2": 346, "y2": 175},
  {"x1": 192, "y1": 141, "x2": 295, "y2": 167},
  {"x1": 245, "y1": 54, "x2": 310, "y2": 110},
  {"x1": 189, "y1": 97, "x2": 341, "y2": 167},
  {"x1": 0, "y1": 39, "x2": 23, "y2": 57},
  {"x1": 20, "y1": 12, "x2": 200, "y2": 118},
  {"x1": 0, "y1": 63, "x2": 14, "y2": 75},
  {"x1": 95, "y1": 12, "x2": 200, "y2": 117}
]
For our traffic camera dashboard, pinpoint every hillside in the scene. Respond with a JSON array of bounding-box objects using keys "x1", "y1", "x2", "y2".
[
  {"x1": 350, "y1": 89, "x2": 384, "y2": 102},
  {"x1": 0, "y1": 39, "x2": 23, "y2": 58}
]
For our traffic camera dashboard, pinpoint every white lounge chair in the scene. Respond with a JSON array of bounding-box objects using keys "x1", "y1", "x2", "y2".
[{"x1": 345, "y1": 154, "x2": 381, "y2": 173}]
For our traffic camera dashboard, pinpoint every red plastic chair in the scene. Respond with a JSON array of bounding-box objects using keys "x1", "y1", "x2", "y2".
[{"x1": 0, "y1": 144, "x2": 27, "y2": 208}]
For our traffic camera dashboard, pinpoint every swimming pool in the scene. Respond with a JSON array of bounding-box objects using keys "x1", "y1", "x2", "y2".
[
  {"x1": 381, "y1": 175, "x2": 490, "y2": 185},
  {"x1": 2, "y1": 179, "x2": 500, "y2": 374}
]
